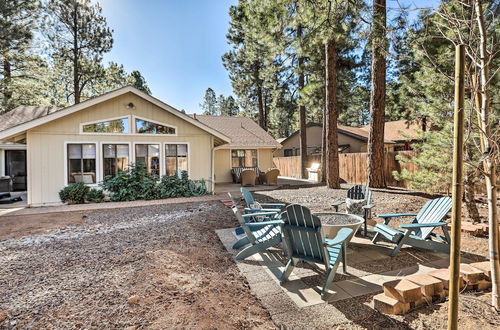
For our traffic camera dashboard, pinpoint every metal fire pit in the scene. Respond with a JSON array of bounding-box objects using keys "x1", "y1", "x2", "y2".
[{"x1": 315, "y1": 212, "x2": 364, "y2": 243}]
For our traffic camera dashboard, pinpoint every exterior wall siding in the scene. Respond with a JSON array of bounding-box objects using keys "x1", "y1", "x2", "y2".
[{"x1": 27, "y1": 93, "x2": 214, "y2": 205}]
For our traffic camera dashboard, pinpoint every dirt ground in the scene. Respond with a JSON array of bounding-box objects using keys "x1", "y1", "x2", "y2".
[
  {"x1": 0, "y1": 185, "x2": 498, "y2": 329},
  {"x1": 0, "y1": 202, "x2": 273, "y2": 329}
]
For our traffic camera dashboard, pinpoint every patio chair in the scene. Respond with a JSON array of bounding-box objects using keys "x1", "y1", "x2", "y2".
[
  {"x1": 231, "y1": 205, "x2": 283, "y2": 261},
  {"x1": 240, "y1": 169, "x2": 257, "y2": 187},
  {"x1": 280, "y1": 204, "x2": 353, "y2": 299},
  {"x1": 372, "y1": 197, "x2": 452, "y2": 257},
  {"x1": 263, "y1": 168, "x2": 280, "y2": 185},
  {"x1": 331, "y1": 185, "x2": 374, "y2": 237},
  {"x1": 241, "y1": 187, "x2": 286, "y2": 213}
]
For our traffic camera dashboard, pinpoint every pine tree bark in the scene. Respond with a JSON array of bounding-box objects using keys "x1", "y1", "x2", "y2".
[
  {"x1": 321, "y1": 105, "x2": 327, "y2": 183},
  {"x1": 297, "y1": 25, "x2": 308, "y2": 179},
  {"x1": 72, "y1": 2, "x2": 80, "y2": 104},
  {"x1": 325, "y1": 39, "x2": 340, "y2": 189},
  {"x1": 367, "y1": 0, "x2": 387, "y2": 188},
  {"x1": 256, "y1": 83, "x2": 266, "y2": 130},
  {"x1": 2, "y1": 53, "x2": 12, "y2": 110},
  {"x1": 475, "y1": 0, "x2": 499, "y2": 310}
]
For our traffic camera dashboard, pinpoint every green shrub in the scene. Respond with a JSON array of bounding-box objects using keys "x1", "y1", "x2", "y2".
[
  {"x1": 100, "y1": 164, "x2": 208, "y2": 201},
  {"x1": 87, "y1": 188, "x2": 105, "y2": 203},
  {"x1": 59, "y1": 182, "x2": 89, "y2": 204},
  {"x1": 100, "y1": 163, "x2": 159, "y2": 201}
]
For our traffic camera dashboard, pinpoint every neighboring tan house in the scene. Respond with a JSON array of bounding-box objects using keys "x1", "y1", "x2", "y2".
[
  {"x1": 274, "y1": 120, "x2": 422, "y2": 157},
  {"x1": 0, "y1": 86, "x2": 281, "y2": 206}
]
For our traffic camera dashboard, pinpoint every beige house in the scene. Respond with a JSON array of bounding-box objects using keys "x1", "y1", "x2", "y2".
[
  {"x1": 275, "y1": 121, "x2": 422, "y2": 157},
  {"x1": 0, "y1": 86, "x2": 281, "y2": 206}
]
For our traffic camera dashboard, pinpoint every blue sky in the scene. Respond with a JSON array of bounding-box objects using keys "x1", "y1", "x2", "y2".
[{"x1": 100, "y1": 0, "x2": 439, "y2": 114}]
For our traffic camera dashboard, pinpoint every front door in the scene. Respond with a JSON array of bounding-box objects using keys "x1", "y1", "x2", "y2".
[{"x1": 5, "y1": 150, "x2": 27, "y2": 191}]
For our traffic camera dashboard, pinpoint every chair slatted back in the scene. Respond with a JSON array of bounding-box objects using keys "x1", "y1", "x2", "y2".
[
  {"x1": 347, "y1": 185, "x2": 371, "y2": 204},
  {"x1": 414, "y1": 197, "x2": 452, "y2": 239},
  {"x1": 281, "y1": 204, "x2": 327, "y2": 266},
  {"x1": 231, "y1": 206, "x2": 257, "y2": 243},
  {"x1": 241, "y1": 188, "x2": 255, "y2": 207}
]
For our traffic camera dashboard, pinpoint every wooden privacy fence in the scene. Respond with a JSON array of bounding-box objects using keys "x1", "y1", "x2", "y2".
[{"x1": 273, "y1": 151, "x2": 418, "y2": 188}]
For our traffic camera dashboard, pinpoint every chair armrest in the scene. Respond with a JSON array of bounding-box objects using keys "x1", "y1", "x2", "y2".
[
  {"x1": 245, "y1": 220, "x2": 283, "y2": 227},
  {"x1": 400, "y1": 222, "x2": 447, "y2": 229},
  {"x1": 362, "y1": 204, "x2": 375, "y2": 209},
  {"x1": 260, "y1": 203, "x2": 286, "y2": 208},
  {"x1": 377, "y1": 213, "x2": 417, "y2": 218},
  {"x1": 331, "y1": 201, "x2": 345, "y2": 207},
  {"x1": 242, "y1": 212, "x2": 278, "y2": 218},
  {"x1": 323, "y1": 228, "x2": 353, "y2": 246},
  {"x1": 244, "y1": 208, "x2": 282, "y2": 213}
]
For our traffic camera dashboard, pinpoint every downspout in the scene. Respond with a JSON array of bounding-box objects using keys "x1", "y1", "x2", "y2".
[{"x1": 211, "y1": 136, "x2": 215, "y2": 194}]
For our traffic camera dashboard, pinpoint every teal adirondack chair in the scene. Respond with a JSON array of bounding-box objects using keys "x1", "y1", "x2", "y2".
[
  {"x1": 231, "y1": 205, "x2": 283, "y2": 261},
  {"x1": 372, "y1": 197, "x2": 452, "y2": 257},
  {"x1": 241, "y1": 187, "x2": 286, "y2": 213},
  {"x1": 280, "y1": 204, "x2": 353, "y2": 299}
]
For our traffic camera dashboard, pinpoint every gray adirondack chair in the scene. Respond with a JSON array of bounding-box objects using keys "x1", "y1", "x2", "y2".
[
  {"x1": 372, "y1": 197, "x2": 452, "y2": 257},
  {"x1": 231, "y1": 205, "x2": 283, "y2": 261},
  {"x1": 280, "y1": 204, "x2": 353, "y2": 299},
  {"x1": 331, "y1": 185, "x2": 374, "y2": 237}
]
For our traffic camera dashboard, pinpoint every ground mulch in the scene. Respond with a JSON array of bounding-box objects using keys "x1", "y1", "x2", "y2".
[{"x1": 0, "y1": 202, "x2": 273, "y2": 329}]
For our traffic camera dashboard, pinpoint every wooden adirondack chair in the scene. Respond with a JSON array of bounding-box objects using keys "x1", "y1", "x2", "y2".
[
  {"x1": 231, "y1": 205, "x2": 283, "y2": 261},
  {"x1": 331, "y1": 185, "x2": 374, "y2": 237},
  {"x1": 280, "y1": 204, "x2": 353, "y2": 299},
  {"x1": 372, "y1": 197, "x2": 452, "y2": 257}
]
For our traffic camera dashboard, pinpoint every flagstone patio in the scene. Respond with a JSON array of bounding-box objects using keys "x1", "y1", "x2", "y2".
[{"x1": 216, "y1": 228, "x2": 475, "y2": 320}]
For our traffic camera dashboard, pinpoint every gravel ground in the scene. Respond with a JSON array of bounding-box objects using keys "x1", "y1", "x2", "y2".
[{"x1": 0, "y1": 202, "x2": 273, "y2": 329}]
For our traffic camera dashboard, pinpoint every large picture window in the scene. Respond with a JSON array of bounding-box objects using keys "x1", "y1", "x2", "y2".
[
  {"x1": 231, "y1": 149, "x2": 257, "y2": 167},
  {"x1": 103, "y1": 144, "x2": 129, "y2": 179},
  {"x1": 67, "y1": 144, "x2": 96, "y2": 184},
  {"x1": 82, "y1": 118, "x2": 129, "y2": 133},
  {"x1": 135, "y1": 144, "x2": 160, "y2": 175},
  {"x1": 165, "y1": 144, "x2": 188, "y2": 176},
  {"x1": 135, "y1": 118, "x2": 175, "y2": 135}
]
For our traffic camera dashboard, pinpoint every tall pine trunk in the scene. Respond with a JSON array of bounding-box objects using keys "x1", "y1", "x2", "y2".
[
  {"x1": 72, "y1": 2, "x2": 80, "y2": 104},
  {"x1": 367, "y1": 0, "x2": 387, "y2": 188},
  {"x1": 321, "y1": 105, "x2": 327, "y2": 183},
  {"x1": 257, "y1": 82, "x2": 266, "y2": 130},
  {"x1": 475, "y1": 0, "x2": 499, "y2": 310},
  {"x1": 325, "y1": 39, "x2": 340, "y2": 189},
  {"x1": 297, "y1": 25, "x2": 307, "y2": 179},
  {"x1": 2, "y1": 53, "x2": 12, "y2": 110}
]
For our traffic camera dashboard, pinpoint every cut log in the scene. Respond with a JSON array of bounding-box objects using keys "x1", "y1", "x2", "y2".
[
  {"x1": 428, "y1": 268, "x2": 464, "y2": 290},
  {"x1": 457, "y1": 263, "x2": 486, "y2": 285},
  {"x1": 410, "y1": 295, "x2": 432, "y2": 309},
  {"x1": 383, "y1": 279, "x2": 422, "y2": 303},
  {"x1": 469, "y1": 261, "x2": 491, "y2": 280},
  {"x1": 373, "y1": 293, "x2": 410, "y2": 315},
  {"x1": 406, "y1": 273, "x2": 444, "y2": 297}
]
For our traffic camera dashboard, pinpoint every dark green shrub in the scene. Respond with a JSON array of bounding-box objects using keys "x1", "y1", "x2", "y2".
[
  {"x1": 87, "y1": 188, "x2": 105, "y2": 203},
  {"x1": 59, "y1": 182, "x2": 89, "y2": 204},
  {"x1": 100, "y1": 163, "x2": 159, "y2": 201}
]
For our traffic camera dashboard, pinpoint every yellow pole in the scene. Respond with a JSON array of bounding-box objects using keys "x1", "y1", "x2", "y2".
[{"x1": 447, "y1": 44, "x2": 465, "y2": 330}]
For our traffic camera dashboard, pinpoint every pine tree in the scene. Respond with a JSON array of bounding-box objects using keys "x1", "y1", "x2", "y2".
[
  {"x1": 200, "y1": 88, "x2": 218, "y2": 115},
  {"x1": 44, "y1": 0, "x2": 113, "y2": 104},
  {"x1": 129, "y1": 70, "x2": 151, "y2": 94}
]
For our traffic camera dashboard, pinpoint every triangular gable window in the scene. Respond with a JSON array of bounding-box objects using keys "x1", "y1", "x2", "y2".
[
  {"x1": 135, "y1": 118, "x2": 176, "y2": 135},
  {"x1": 82, "y1": 117, "x2": 129, "y2": 134}
]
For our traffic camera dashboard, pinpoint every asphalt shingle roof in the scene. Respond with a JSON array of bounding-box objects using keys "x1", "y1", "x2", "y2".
[{"x1": 0, "y1": 106, "x2": 61, "y2": 132}]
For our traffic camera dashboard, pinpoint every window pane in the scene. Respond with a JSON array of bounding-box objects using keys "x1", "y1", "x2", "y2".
[
  {"x1": 178, "y1": 156, "x2": 188, "y2": 172},
  {"x1": 135, "y1": 144, "x2": 147, "y2": 157},
  {"x1": 82, "y1": 144, "x2": 96, "y2": 159},
  {"x1": 68, "y1": 144, "x2": 82, "y2": 159},
  {"x1": 116, "y1": 145, "x2": 129, "y2": 158},
  {"x1": 82, "y1": 118, "x2": 129, "y2": 133},
  {"x1": 103, "y1": 158, "x2": 116, "y2": 178},
  {"x1": 135, "y1": 119, "x2": 175, "y2": 134},
  {"x1": 103, "y1": 144, "x2": 116, "y2": 158},
  {"x1": 166, "y1": 144, "x2": 177, "y2": 156},
  {"x1": 166, "y1": 157, "x2": 177, "y2": 176},
  {"x1": 68, "y1": 159, "x2": 81, "y2": 183},
  {"x1": 177, "y1": 144, "x2": 187, "y2": 156},
  {"x1": 148, "y1": 144, "x2": 160, "y2": 157}
]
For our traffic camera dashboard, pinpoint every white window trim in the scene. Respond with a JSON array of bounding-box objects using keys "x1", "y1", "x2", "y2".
[
  {"x1": 133, "y1": 115, "x2": 178, "y2": 136},
  {"x1": 229, "y1": 148, "x2": 259, "y2": 168},
  {"x1": 132, "y1": 142, "x2": 163, "y2": 176},
  {"x1": 164, "y1": 142, "x2": 190, "y2": 177},
  {"x1": 63, "y1": 141, "x2": 100, "y2": 187},
  {"x1": 79, "y1": 115, "x2": 132, "y2": 135},
  {"x1": 99, "y1": 142, "x2": 132, "y2": 181}
]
